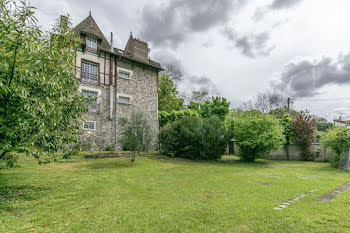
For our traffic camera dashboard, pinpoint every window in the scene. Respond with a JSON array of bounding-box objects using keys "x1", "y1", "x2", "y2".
[
  {"x1": 81, "y1": 61, "x2": 98, "y2": 84},
  {"x1": 118, "y1": 96, "x2": 131, "y2": 104},
  {"x1": 86, "y1": 37, "x2": 97, "y2": 53},
  {"x1": 82, "y1": 90, "x2": 99, "y2": 113},
  {"x1": 117, "y1": 67, "x2": 133, "y2": 79},
  {"x1": 119, "y1": 71, "x2": 130, "y2": 79},
  {"x1": 83, "y1": 121, "x2": 95, "y2": 130}
]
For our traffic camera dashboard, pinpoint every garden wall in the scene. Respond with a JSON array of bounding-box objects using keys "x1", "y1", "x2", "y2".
[{"x1": 265, "y1": 143, "x2": 335, "y2": 162}]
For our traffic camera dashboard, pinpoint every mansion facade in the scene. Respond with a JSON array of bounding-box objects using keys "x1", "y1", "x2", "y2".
[{"x1": 72, "y1": 13, "x2": 161, "y2": 150}]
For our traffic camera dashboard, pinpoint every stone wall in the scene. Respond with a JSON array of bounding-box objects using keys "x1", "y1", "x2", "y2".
[
  {"x1": 265, "y1": 143, "x2": 335, "y2": 161},
  {"x1": 76, "y1": 50, "x2": 159, "y2": 151},
  {"x1": 116, "y1": 59, "x2": 159, "y2": 150}
]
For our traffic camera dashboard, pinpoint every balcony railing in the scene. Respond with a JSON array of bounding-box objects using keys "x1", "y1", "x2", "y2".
[
  {"x1": 81, "y1": 72, "x2": 98, "y2": 84},
  {"x1": 86, "y1": 47, "x2": 97, "y2": 54}
]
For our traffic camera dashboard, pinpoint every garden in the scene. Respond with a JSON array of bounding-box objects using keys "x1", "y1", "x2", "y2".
[{"x1": 1, "y1": 153, "x2": 350, "y2": 232}]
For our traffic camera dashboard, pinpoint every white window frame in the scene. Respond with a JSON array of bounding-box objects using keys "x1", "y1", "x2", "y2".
[
  {"x1": 117, "y1": 94, "x2": 132, "y2": 105},
  {"x1": 81, "y1": 61, "x2": 99, "y2": 84},
  {"x1": 117, "y1": 67, "x2": 133, "y2": 80},
  {"x1": 86, "y1": 36, "x2": 97, "y2": 52},
  {"x1": 83, "y1": 121, "x2": 96, "y2": 131}
]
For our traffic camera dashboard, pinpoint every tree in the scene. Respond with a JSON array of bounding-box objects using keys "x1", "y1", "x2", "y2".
[
  {"x1": 227, "y1": 111, "x2": 285, "y2": 162},
  {"x1": 199, "y1": 97, "x2": 230, "y2": 121},
  {"x1": 316, "y1": 118, "x2": 333, "y2": 132},
  {"x1": 0, "y1": 1, "x2": 85, "y2": 166},
  {"x1": 320, "y1": 127, "x2": 350, "y2": 168},
  {"x1": 280, "y1": 114, "x2": 293, "y2": 159},
  {"x1": 159, "y1": 116, "x2": 228, "y2": 160},
  {"x1": 158, "y1": 73, "x2": 184, "y2": 112},
  {"x1": 242, "y1": 91, "x2": 287, "y2": 114},
  {"x1": 161, "y1": 63, "x2": 183, "y2": 85},
  {"x1": 119, "y1": 111, "x2": 153, "y2": 162},
  {"x1": 290, "y1": 111, "x2": 317, "y2": 160}
]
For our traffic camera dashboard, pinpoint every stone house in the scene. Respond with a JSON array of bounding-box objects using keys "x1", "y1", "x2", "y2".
[{"x1": 72, "y1": 13, "x2": 161, "y2": 151}]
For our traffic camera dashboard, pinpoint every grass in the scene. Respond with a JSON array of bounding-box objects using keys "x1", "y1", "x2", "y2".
[{"x1": 1, "y1": 153, "x2": 350, "y2": 232}]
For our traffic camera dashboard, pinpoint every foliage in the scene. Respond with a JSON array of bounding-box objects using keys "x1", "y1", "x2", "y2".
[
  {"x1": 119, "y1": 111, "x2": 153, "y2": 162},
  {"x1": 158, "y1": 109, "x2": 198, "y2": 127},
  {"x1": 320, "y1": 127, "x2": 350, "y2": 168},
  {"x1": 290, "y1": 111, "x2": 317, "y2": 160},
  {"x1": 159, "y1": 116, "x2": 228, "y2": 160},
  {"x1": 227, "y1": 111, "x2": 285, "y2": 162},
  {"x1": 0, "y1": 1, "x2": 85, "y2": 166},
  {"x1": 199, "y1": 97, "x2": 230, "y2": 121},
  {"x1": 316, "y1": 118, "x2": 333, "y2": 132},
  {"x1": 105, "y1": 144, "x2": 115, "y2": 152},
  {"x1": 158, "y1": 73, "x2": 184, "y2": 112},
  {"x1": 242, "y1": 91, "x2": 287, "y2": 114},
  {"x1": 280, "y1": 114, "x2": 293, "y2": 145}
]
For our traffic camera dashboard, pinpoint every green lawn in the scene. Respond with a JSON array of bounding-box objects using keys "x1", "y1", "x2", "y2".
[{"x1": 1, "y1": 153, "x2": 350, "y2": 233}]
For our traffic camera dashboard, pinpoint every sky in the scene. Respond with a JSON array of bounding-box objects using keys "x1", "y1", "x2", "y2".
[{"x1": 31, "y1": 0, "x2": 350, "y2": 120}]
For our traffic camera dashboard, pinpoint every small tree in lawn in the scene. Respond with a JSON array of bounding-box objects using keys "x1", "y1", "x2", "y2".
[
  {"x1": 290, "y1": 111, "x2": 316, "y2": 160},
  {"x1": 227, "y1": 111, "x2": 285, "y2": 162},
  {"x1": 119, "y1": 111, "x2": 153, "y2": 162},
  {"x1": 320, "y1": 127, "x2": 350, "y2": 168}
]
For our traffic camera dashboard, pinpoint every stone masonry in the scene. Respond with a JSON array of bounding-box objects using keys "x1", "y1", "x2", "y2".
[{"x1": 73, "y1": 13, "x2": 161, "y2": 151}]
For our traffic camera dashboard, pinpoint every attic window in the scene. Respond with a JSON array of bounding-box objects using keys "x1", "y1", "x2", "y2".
[{"x1": 86, "y1": 36, "x2": 97, "y2": 53}]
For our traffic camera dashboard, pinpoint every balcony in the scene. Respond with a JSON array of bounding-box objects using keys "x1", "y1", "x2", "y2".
[
  {"x1": 86, "y1": 47, "x2": 97, "y2": 54},
  {"x1": 81, "y1": 72, "x2": 98, "y2": 84}
]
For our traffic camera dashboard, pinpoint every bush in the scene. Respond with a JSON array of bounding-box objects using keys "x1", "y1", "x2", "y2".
[
  {"x1": 159, "y1": 116, "x2": 228, "y2": 160},
  {"x1": 320, "y1": 127, "x2": 350, "y2": 168},
  {"x1": 158, "y1": 109, "x2": 198, "y2": 127},
  {"x1": 227, "y1": 111, "x2": 285, "y2": 162},
  {"x1": 119, "y1": 111, "x2": 153, "y2": 162},
  {"x1": 290, "y1": 111, "x2": 316, "y2": 160}
]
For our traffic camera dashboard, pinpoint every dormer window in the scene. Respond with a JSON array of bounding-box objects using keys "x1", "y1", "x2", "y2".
[{"x1": 86, "y1": 36, "x2": 97, "y2": 53}]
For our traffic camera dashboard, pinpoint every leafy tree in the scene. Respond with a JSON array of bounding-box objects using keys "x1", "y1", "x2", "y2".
[
  {"x1": 227, "y1": 111, "x2": 285, "y2": 162},
  {"x1": 158, "y1": 73, "x2": 184, "y2": 112},
  {"x1": 119, "y1": 111, "x2": 153, "y2": 162},
  {"x1": 280, "y1": 114, "x2": 293, "y2": 159},
  {"x1": 158, "y1": 109, "x2": 198, "y2": 127},
  {"x1": 0, "y1": 1, "x2": 85, "y2": 166},
  {"x1": 290, "y1": 111, "x2": 316, "y2": 160},
  {"x1": 316, "y1": 118, "x2": 333, "y2": 132},
  {"x1": 320, "y1": 127, "x2": 350, "y2": 168},
  {"x1": 199, "y1": 97, "x2": 230, "y2": 121},
  {"x1": 159, "y1": 116, "x2": 228, "y2": 160}
]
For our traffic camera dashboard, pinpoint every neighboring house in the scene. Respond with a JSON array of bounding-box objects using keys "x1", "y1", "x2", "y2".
[
  {"x1": 333, "y1": 119, "x2": 350, "y2": 128},
  {"x1": 72, "y1": 13, "x2": 161, "y2": 150}
]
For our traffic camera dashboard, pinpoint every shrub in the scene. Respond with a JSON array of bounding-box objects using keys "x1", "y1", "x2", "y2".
[
  {"x1": 290, "y1": 111, "x2": 316, "y2": 160},
  {"x1": 159, "y1": 116, "x2": 228, "y2": 160},
  {"x1": 105, "y1": 144, "x2": 115, "y2": 152},
  {"x1": 227, "y1": 111, "x2": 285, "y2": 162},
  {"x1": 119, "y1": 111, "x2": 153, "y2": 162},
  {"x1": 320, "y1": 127, "x2": 350, "y2": 168},
  {"x1": 158, "y1": 109, "x2": 198, "y2": 127}
]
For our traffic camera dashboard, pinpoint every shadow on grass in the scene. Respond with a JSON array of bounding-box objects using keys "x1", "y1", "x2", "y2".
[
  {"x1": 84, "y1": 159, "x2": 136, "y2": 170},
  {"x1": 0, "y1": 175, "x2": 48, "y2": 212},
  {"x1": 151, "y1": 154, "x2": 270, "y2": 167}
]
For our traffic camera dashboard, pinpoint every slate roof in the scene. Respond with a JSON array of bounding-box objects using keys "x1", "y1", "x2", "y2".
[
  {"x1": 74, "y1": 14, "x2": 111, "y2": 51},
  {"x1": 74, "y1": 14, "x2": 162, "y2": 70}
]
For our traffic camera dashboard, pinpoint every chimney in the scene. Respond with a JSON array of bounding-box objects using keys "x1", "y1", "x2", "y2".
[{"x1": 110, "y1": 32, "x2": 113, "y2": 50}]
